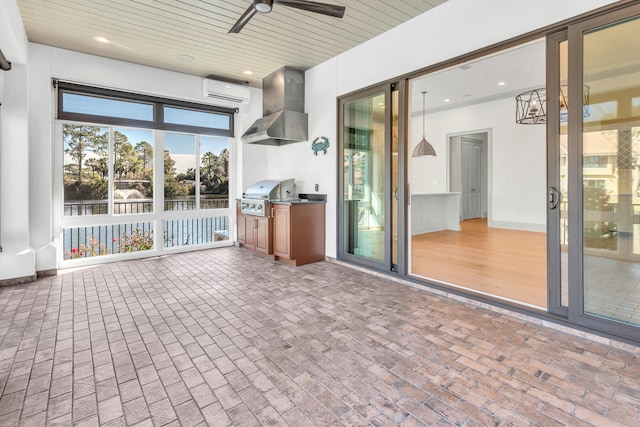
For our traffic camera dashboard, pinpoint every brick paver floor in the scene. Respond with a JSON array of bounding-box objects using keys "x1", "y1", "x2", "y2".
[{"x1": 1, "y1": 246, "x2": 640, "y2": 426}]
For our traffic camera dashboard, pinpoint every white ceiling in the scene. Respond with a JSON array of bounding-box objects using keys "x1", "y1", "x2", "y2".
[
  {"x1": 411, "y1": 16, "x2": 640, "y2": 113},
  {"x1": 16, "y1": 0, "x2": 448, "y2": 87},
  {"x1": 411, "y1": 39, "x2": 546, "y2": 112}
]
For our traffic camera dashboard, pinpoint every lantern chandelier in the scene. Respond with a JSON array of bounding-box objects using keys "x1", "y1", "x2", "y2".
[{"x1": 516, "y1": 85, "x2": 590, "y2": 124}]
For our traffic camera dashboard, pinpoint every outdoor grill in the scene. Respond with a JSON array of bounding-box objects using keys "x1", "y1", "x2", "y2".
[{"x1": 240, "y1": 179, "x2": 297, "y2": 216}]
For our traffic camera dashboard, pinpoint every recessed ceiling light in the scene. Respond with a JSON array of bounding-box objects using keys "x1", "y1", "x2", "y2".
[
  {"x1": 444, "y1": 98, "x2": 450, "y2": 102},
  {"x1": 498, "y1": 81, "x2": 506, "y2": 86},
  {"x1": 243, "y1": 70, "x2": 254, "y2": 75},
  {"x1": 175, "y1": 54, "x2": 195, "y2": 62},
  {"x1": 93, "y1": 36, "x2": 112, "y2": 44}
]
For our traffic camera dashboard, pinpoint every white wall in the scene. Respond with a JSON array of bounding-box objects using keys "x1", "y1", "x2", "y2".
[
  {"x1": 0, "y1": 0, "x2": 33, "y2": 281},
  {"x1": 264, "y1": 58, "x2": 338, "y2": 256},
  {"x1": 27, "y1": 44, "x2": 266, "y2": 272},
  {"x1": 0, "y1": 0, "x2": 28, "y2": 65},
  {"x1": 239, "y1": 90, "x2": 269, "y2": 194},
  {"x1": 412, "y1": 97, "x2": 547, "y2": 230}
]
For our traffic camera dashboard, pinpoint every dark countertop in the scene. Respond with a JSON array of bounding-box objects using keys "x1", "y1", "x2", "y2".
[
  {"x1": 238, "y1": 193, "x2": 327, "y2": 205},
  {"x1": 270, "y1": 199, "x2": 326, "y2": 205}
]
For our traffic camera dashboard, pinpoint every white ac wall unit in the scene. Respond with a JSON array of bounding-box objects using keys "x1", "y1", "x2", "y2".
[{"x1": 202, "y1": 79, "x2": 250, "y2": 105}]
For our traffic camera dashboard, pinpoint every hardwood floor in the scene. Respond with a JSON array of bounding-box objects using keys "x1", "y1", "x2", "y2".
[{"x1": 411, "y1": 218, "x2": 548, "y2": 308}]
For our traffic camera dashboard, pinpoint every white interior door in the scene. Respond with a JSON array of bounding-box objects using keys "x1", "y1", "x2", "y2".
[{"x1": 461, "y1": 138, "x2": 483, "y2": 220}]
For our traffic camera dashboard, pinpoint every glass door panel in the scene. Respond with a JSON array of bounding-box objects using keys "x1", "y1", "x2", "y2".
[
  {"x1": 548, "y1": 32, "x2": 569, "y2": 314},
  {"x1": 164, "y1": 133, "x2": 196, "y2": 211},
  {"x1": 581, "y1": 15, "x2": 640, "y2": 326},
  {"x1": 343, "y1": 91, "x2": 386, "y2": 262},
  {"x1": 559, "y1": 39, "x2": 569, "y2": 308},
  {"x1": 392, "y1": 88, "x2": 399, "y2": 269},
  {"x1": 409, "y1": 42, "x2": 548, "y2": 309}
]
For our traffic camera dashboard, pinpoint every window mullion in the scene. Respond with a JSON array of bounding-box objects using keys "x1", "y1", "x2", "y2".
[
  {"x1": 155, "y1": 130, "x2": 165, "y2": 252},
  {"x1": 196, "y1": 135, "x2": 201, "y2": 210},
  {"x1": 108, "y1": 127, "x2": 115, "y2": 216},
  {"x1": 155, "y1": 101, "x2": 163, "y2": 128}
]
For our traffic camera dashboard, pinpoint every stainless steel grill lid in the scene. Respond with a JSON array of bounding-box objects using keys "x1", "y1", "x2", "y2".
[{"x1": 244, "y1": 178, "x2": 296, "y2": 200}]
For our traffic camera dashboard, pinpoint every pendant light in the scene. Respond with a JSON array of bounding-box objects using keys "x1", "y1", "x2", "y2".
[
  {"x1": 412, "y1": 91, "x2": 436, "y2": 157},
  {"x1": 515, "y1": 85, "x2": 590, "y2": 124}
]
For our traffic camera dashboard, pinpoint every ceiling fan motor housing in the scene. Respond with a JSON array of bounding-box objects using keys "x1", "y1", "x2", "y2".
[
  {"x1": 230, "y1": 0, "x2": 345, "y2": 33},
  {"x1": 254, "y1": 0, "x2": 273, "y2": 13}
]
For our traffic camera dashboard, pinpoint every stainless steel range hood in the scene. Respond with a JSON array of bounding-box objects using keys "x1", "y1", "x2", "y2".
[{"x1": 241, "y1": 67, "x2": 308, "y2": 146}]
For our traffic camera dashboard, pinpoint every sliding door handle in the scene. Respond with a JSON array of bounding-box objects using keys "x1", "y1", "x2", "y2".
[{"x1": 549, "y1": 186, "x2": 560, "y2": 210}]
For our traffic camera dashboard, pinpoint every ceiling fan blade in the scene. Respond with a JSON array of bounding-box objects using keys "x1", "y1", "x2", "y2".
[
  {"x1": 228, "y1": 4, "x2": 258, "y2": 33},
  {"x1": 274, "y1": 0, "x2": 345, "y2": 18}
]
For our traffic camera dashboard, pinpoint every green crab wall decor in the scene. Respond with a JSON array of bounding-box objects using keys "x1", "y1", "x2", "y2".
[{"x1": 312, "y1": 136, "x2": 330, "y2": 155}]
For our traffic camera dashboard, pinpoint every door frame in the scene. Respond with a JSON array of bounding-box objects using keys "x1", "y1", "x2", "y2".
[
  {"x1": 460, "y1": 137, "x2": 485, "y2": 220},
  {"x1": 568, "y1": 3, "x2": 640, "y2": 339},
  {"x1": 446, "y1": 129, "x2": 492, "y2": 223},
  {"x1": 547, "y1": 30, "x2": 568, "y2": 316},
  {"x1": 337, "y1": 81, "x2": 407, "y2": 273}
]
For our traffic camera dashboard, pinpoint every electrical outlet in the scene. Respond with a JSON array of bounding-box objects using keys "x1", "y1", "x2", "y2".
[{"x1": 315, "y1": 184, "x2": 319, "y2": 191}]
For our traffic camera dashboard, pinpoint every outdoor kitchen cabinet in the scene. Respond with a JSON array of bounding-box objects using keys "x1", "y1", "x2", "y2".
[
  {"x1": 237, "y1": 205, "x2": 272, "y2": 255},
  {"x1": 272, "y1": 202, "x2": 325, "y2": 266}
]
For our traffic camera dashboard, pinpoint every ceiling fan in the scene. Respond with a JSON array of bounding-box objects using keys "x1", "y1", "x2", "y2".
[{"x1": 229, "y1": 0, "x2": 346, "y2": 33}]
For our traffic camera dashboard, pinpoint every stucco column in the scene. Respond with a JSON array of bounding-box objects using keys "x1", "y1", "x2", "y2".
[
  {"x1": 0, "y1": 63, "x2": 36, "y2": 283},
  {"x1": 28, "y1": 44, "x2": 57, "y2": 273}
]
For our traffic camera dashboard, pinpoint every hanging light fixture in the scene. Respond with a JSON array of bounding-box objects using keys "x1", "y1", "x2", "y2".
[
  {"x1": 412, "y1": 91, "x2": 436, "y2": 157},
  {"x1": 515, "y1": 85, "x2": 590, "y2": 124},
  {"x1": 559, "y1": 84, "x2": 590, "y2": 122},
  {"x1": 515, "y1": 88, "x2": 547, "y2": 124}
]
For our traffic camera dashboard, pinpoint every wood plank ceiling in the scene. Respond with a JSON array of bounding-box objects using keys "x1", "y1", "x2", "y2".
[{"x1": 16, "y1": 0, "x2": 448, "y2": 87}]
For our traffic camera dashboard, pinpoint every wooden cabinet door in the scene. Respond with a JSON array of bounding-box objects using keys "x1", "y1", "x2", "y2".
[
  {"x1": 244, "y1": 217, "x2": 257, "y2": 249},
  {"x1": 272, "y1": 205, "x2": 291, "y2": 258},
  {"x1": 255, "y1": 217, "x2": 271, "y2": 254},
  {"x1": 237, "y1": 212, "x2": 247, "y2": 243}
]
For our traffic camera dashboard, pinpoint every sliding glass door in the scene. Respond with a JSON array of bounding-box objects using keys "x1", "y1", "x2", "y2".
[
  {"x1": 336, "y1": 2, "x2": 640, "y2": 341},
  {"x1": 338, "y1": 83, "x2": 402, "y2": 272},
  {"x1": 567, "y1": 6, "x2": 640, "y2": 335},
  {"x1": 547, "y1": 32, "x2": 569, "y2": 315}
]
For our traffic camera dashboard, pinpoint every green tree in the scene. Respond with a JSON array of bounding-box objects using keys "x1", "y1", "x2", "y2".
[
  {"x1": 85, "y1": 157, "x2": 107, "y2": 180},
  {"x1": 135, "y1": 141, "x2": 153, "y2": 170},
  {"x1": 200, "y1": 149, "x2": 229, "y2": 194},
  {"x1": 163, "y1": 151, "x2": 181, "y2": 198},
  {"x1": 176, "y1": 168, "x2": 196, "y2": 182},
  {"x1": 164, "y1": 150, "x2": 176, "y2": 176},
  {"x1": 63, "y1": 125, "x2": 107, "y2": 183},
  {"x1": 114, "y1": 131, "x2": 141, "y2": 181}
]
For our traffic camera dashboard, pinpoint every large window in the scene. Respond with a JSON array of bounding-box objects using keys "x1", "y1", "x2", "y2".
[
  {"x1": 58, "y1": 81, "x2": 234, "y2": 134},
  {"x1": 57, "y1": 83, "x2": 234, "y2": 264}
]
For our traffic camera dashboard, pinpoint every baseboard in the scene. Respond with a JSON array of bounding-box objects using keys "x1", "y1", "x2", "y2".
[
  {"x1": 489, "y1": 220, "x2": 546, "y2": 233},
  {"x1": 37, "y1": 269, "x2": 58, "y2": 278},
  {"x1": 0, "y1": 274, "x2": 37, "y2": 287}
]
